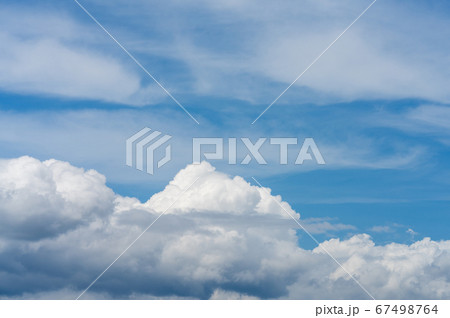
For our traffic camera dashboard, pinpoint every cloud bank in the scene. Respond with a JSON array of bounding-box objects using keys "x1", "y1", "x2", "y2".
[{"x1": 0, "y1": 156, "x2": 449, "y2": 299}]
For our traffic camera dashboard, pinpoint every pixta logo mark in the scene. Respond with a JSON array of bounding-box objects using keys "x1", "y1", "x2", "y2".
[{"x1": 126, "y1": 127, "x2": 172, "y2": 175}]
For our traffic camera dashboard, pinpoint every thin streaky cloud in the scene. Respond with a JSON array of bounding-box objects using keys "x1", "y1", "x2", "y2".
[
  {"x1": 252, "y1": 0, "x2": 377, "y2": 125},
  {"x1": 73, "y1": 0, "x2": 200, "y2": 125}
]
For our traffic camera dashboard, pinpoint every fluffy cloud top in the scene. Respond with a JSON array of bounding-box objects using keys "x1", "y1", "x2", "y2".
[
  {"x1": 144, "y1": 162, "x2": 298, "y2": 218},
  {"x1": 0, "y1": 156, "x2": 449, "y2": 299},
  {"x1": 0, "y1": 156, "x2": 114, "y2": 240}
]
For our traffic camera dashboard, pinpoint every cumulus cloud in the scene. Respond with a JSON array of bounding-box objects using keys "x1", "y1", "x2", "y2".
[
  {"x1": 0, "y1": 156, "x2": 114, "y2": 240},
  {"x1": 0, "y1": 157, "x2": 449, "y2": 299},
  {"x1": 310, "y1": 235, "x2": 450, "y2": 299},
  {"x1": 144, "y1": 162, "x2": 297, "y2": 218}
]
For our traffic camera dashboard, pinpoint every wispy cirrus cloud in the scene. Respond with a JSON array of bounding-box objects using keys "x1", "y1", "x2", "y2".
[
  {"x1": 375, "y1": 104, "x2": 450, "y2": 145},
  {"x1": 98, "y1": 0, "x2": 450, "y2": 104},
  {"x1": 2, "y1": 1, "x2": 449, "y2": 107},
  {"x1": 0, "y1": 7, "x2": 165, "y2": 105}
]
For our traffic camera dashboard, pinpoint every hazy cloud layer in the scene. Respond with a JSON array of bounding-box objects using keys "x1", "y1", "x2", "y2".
[
  {"x1": 112, "y1": 0, "x2": 450, "y2": 103},
  {"x1": 1, "y1": 1, "x2": 449, "y2": 104}
]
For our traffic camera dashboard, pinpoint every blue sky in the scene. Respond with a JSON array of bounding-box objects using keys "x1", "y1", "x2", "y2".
[{"x1": 0, "y1": 0, "x2": 449, "y2": 299}]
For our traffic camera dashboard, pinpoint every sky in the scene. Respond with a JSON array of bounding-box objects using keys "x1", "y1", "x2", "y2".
[{"x1": 0, "y1": 0, "x2": 449, "y2": 299}]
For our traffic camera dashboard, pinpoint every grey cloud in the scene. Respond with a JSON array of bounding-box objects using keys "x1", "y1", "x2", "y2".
[{"x1": 0, "y1": 157, "x2": 449, "y2": 300}]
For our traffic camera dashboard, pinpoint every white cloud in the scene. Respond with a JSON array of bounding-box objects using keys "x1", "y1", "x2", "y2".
[
  {"x1": 118, "y1": 0, "x2": 450, "y2": 104},
  {"x1": 0, "y1": 156, "x2": 114, "y2": 240},
  {"x1": 252, "y1": 29, "x2": 449, "y2": 103},
  {"x1": 209, "y1": 289, "x2": 259, "y2": 300},
  {"x1": 375, "y1": 105, "x2": 450, "y2": 146},
  {"x1": 302, "y1": 218, "x2": 356, "y2": 235},
  {"x1": 2, "y1": 1, "x2": 449, "y2": 105},
  {"x1": 370, "y1": 226, "x2": 392, "y2": 233},
  {"x1": 407, "y1": 105, "x2": 450, "y2": 130},
  {"x1": 144, "y1": 162, "x2": 298, "y2": 218},
  {"x1": 0, "y1": 156, "x2": 449, "y2": 299},
  {"x1": 308, "y1": 235, "x2": 450, "y2": 299},
  {"x1": 222, "y1": 0, "x2": 450, "y2": 103},
  {"x1": 0, "y1": 7, "x2": 164, "y2": 105}
]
